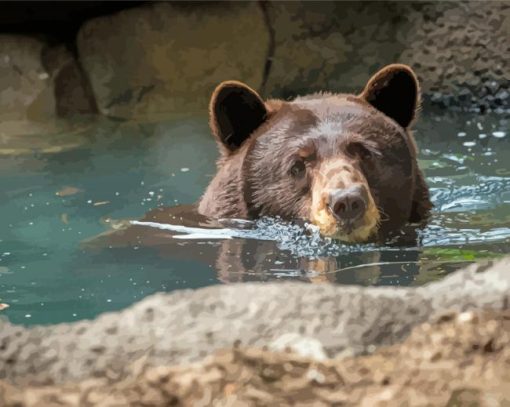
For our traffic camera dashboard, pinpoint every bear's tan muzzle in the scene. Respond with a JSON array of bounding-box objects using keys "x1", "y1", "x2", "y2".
[{"x1": 310, "y1": 159, "x2": 380, "y2": 242}]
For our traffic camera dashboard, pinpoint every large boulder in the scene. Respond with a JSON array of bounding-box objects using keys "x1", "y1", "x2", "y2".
[{"x1": 77, "y1": 1, "x2": 270, "y2": 120}]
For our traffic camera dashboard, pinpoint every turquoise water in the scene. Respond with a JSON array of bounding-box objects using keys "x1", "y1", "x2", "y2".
[{"x1": 0, "y1": 111, "x2": 509, "y2": 325}]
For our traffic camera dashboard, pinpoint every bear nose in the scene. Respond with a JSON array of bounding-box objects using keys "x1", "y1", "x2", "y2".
[{"x1": 328, "y1": 186, "x2": 367, "y2": 222}]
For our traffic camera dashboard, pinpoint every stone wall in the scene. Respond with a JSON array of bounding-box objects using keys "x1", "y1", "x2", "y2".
[
  {"x1": 0, "y1": 1, "x2": 508, "y2": 131},
  {"x1": 263, "y1": 1, "x2": 510, "y2": 113}
]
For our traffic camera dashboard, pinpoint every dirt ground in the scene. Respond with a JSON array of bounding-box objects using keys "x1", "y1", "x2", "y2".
[{"x1": 1, "y1": 309, "x2": 509, "y2": 407}]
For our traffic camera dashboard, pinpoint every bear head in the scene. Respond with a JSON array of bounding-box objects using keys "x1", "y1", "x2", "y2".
[{"x1": 199, "y1": 64, "x2": 432, "y2": 243}]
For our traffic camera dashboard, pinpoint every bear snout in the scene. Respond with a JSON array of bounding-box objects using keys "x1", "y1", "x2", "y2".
[{"x1": 328, "y1": 185, "x2": 368, "y2": 225}]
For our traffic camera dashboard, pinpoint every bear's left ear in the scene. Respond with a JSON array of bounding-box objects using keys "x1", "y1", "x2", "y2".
[
  {"x1": 209, "y1": 81, "x2": 268, "y2": 153},
  {"x1": 360, "y1": 64, "x2": 420, "y2": 128}
]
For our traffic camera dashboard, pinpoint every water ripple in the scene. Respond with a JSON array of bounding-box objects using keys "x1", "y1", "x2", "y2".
[{"x1": 132, "y1": 172, "x2": 510, "y2": 258}]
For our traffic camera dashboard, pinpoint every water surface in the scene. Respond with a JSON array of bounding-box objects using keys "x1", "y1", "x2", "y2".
[{"x1": 0, "y1": 110, "x2": 509, "y2": 325}]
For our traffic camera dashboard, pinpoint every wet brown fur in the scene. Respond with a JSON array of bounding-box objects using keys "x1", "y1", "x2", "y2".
[{"x1": 199, "y1": 64, "x2": 432, "y2": 242}]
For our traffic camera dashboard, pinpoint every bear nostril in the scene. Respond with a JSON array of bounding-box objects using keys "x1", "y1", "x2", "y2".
[
  {"x1": 329, "y1": 188, "x2": 367, "y2": 222},
  {"x1": 349, "y1": 197, "x2": 365, "y2": 219},
  {"x1": 333, "y1": 201, "x2": 346, "y2": 215}
]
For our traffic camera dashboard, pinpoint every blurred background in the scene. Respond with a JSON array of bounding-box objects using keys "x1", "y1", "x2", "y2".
[{"x1": 0, "y1": 1, "x2": 508, "y2": 137}]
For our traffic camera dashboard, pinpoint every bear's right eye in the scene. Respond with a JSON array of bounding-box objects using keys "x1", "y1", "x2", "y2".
[{"x1": 290, "y1": 160, "x2": 306, "y2": 178}]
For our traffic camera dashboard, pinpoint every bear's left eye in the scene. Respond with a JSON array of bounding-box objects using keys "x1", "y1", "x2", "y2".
[
  {"x1": 347, "y1": 142, "x2": 374, "y2": 160},
  {"x1": 290, "y1": 159, "x2": 306, "y2": 178}
]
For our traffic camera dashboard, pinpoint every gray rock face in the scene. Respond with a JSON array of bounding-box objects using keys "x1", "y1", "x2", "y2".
[
  {"x1": 262, "y1": 1, "x2": 510, "y2": 112},
  {"x1": 76, "y1": 1, "x2": 269, "y2": 120},
  {"x1": 262, "y1": 2, "x2": 408, "y2": 98},
  {"x1": 1, "y1": 258, "x2": 508, "y2": 385},
  {"x1": 399, "y1": 1, "x2": 510, "y2": 113},
  {"x1": 1, "y1": 2, "x2": 508, "y2": 126}
]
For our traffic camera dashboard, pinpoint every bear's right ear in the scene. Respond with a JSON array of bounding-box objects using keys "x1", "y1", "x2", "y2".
[
  {"x1": 209, "y1": 81, "x2": 268, "y2": 153},
  {"x1": 360, "y1": 64, "x2": 420, "y2": 129}
]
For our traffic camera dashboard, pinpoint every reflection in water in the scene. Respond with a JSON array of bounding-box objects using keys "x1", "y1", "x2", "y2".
[{"x1": 0, "y1": 111, "x2": 509, "y2": 324}]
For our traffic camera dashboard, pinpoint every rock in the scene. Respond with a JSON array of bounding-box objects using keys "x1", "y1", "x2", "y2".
[
  {"x1": 0, "y1": 36, "x2": 96, "y2": 123},
  {"x1": 41, "y1": 45, "x2": 98, "y2": 117},
  {"x1": 77, "y1": 1, "x2": 269, "y2": 120},
  {"x1": 0, "y1": 35, "x2": 54, "y2": 123},
  {"x1": 399, "y1": 1, "x2": 510, "y2": 111},
  {"x1": 0, "y1": 257, "x2": 509, "y2": 385},
  {"x1": 2, "y1": 2, "x2": 508, "y2": 120},
  {"x1": 1, "y1": 309, "x2": 510, "y2": 406},
  {"x1": 262, "y1": 2, "x2": 408, "y2": 97},
  {"x1": 269, "y1": 333, "x2": 327, "y2": 361},
  {"x1": 262, "y1": 1, "x2": 510, "y2": 112},
  {"x1": 0, "y1": 35, "x2": 96, "y2": 153}
]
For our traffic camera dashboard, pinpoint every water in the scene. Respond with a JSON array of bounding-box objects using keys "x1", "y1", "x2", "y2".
[{"x1": 0, "y1": 110, "x2": 509, "y2": 325}]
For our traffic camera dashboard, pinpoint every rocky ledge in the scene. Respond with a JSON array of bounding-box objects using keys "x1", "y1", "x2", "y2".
[
  {"x1": 2, "y1": 309, "x2": 509, "y2": 406},
  {"x1": 1, "y1": 258, "x2": 509, "y2": 391}
]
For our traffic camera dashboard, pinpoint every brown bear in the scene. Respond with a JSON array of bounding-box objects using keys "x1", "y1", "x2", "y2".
[
  {"x1": 85, "y1": 64, "x2": 430, "y2": 283},
  {"x1": 199, "y1": 64, "x2": 431, "y2": 243}
]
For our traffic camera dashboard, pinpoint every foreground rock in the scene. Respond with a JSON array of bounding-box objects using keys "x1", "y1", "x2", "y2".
[
  {"x1": 2, "y1": 309, "x2": 509, "y2": 406},
  {"x1": 1, "y1": 258, "x2": 509, "y2": 386}
]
